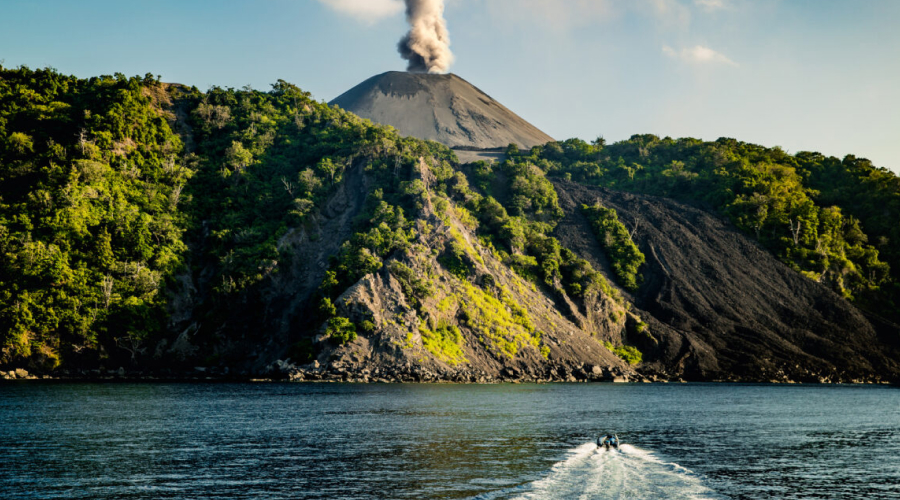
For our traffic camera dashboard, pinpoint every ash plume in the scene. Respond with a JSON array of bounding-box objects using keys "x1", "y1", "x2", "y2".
[{"x1": 397, "y1": 0, "x2": 454, "y2": 73}]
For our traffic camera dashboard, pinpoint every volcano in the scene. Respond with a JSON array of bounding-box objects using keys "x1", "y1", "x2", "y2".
[{"x1": 330, "y1": 71, "x2": 554, "y2": 150}]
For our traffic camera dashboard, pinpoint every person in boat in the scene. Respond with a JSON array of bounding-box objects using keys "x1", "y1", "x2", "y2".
[{"x1": 597, "y1": 434, "x2": 619, "y2": 450}]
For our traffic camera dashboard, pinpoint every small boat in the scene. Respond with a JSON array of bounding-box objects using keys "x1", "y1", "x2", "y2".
[{"x1": 597, "y1": 434, "x2": 619, "y2": 450}]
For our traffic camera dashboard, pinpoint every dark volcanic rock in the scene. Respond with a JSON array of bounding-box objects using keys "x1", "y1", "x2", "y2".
[
  {"x1": 330, "y1": 72, "x2": 553, "y2": 149},
  {"x1": 553, "y1": 181, "x2": 900, "y2": 382}
]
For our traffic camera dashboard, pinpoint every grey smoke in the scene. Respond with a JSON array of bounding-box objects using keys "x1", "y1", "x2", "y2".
[{"x1": 397, "y1": 0, "x2": 453, "y2": 73}]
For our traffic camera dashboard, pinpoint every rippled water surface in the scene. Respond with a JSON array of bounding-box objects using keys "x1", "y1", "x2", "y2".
[{"x1": 1, "y1": 383, "x2": 898, "y2": 499}]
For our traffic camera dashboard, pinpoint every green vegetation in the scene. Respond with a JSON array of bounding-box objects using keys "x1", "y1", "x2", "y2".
[
  {"x1": 5, "y1": 64, "x2": 896, "y2": 372},
  {"x1": 438, "y1": 237, "x2": 473, "y2": 280},
  {"x1": 582, "y1": 203, "x2": 645, "y2": 291},
  {"x1": 603, "y1": 341, "x2": 642, "y2": 365},
  {"x1": 420, "y1": 321, "x2": 466, "y2": 365},
  {"x1": 459, "y1": 283, "x2": 541, "y2": 358},
  {"x1": 327, "y1": 202, "x2": 415, "y2": 292},
  {"x1": 388, "y1": 261, "x2": 434, "y2": 310},
  {"x1": 629, "y1": 318, "x2": 648, "y2": 335},
  {"x1": 0, "y1": 64, "x2": 459, "y2": 369},
  {"x1": 187, "y1": 78, "x2": 430, "y2": 300},
  {"x1": 325, "y1": 317, "x2": 356, "y2": 345},
  {"x1": 539, "y1": 342, "x2": 551, "y2": 359},
  {"x1": 453, "y1": 156, "x2": 622, "y2": 314},
  {"x1": 0, "y1": 66, "x2": 188, "y2": 368},
  {"x1": 508, "y1": 136, "x2": 900, "y2": 315}
]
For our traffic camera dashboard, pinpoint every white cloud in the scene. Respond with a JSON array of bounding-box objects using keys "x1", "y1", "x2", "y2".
[
  {"x1": 663, "y1": 44, "x2": 738, "y2": 66},
  {"x1": 694, "y1": 0, "x2": 726, "y2": 10},
  {"x1": 317, "y1": 0, "x2": 404, "y2": 24}
]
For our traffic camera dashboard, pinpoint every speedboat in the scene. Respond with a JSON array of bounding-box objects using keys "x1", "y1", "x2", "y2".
[{"x1": 597, "y1": 434, "x2": 619, "y2": 450}]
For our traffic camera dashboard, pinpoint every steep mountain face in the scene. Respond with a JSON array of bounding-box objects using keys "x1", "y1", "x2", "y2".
[
  {"x1": 553, "y1": 183, "x2": 900, "y2": 382},
  {"x1": 296, "y1": 160, "x2": 635, "y2": 383},
  {"x1": 330, "y1": 72, "x2": 554, "y2": 150},
  {"x1": 156, "y1": 75, "x2": 637, "y2": 383},
  {"x1": 177, "y1": 154, "x2": 636, "y2": 383}
]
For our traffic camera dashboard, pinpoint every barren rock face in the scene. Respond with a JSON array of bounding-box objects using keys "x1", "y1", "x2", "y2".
[
  {"x1": 330, "y1": 72, "x2": 554, "y2": 149},
  {"x1": 552, "y1": 181, "x2": 900, "y2": 382}
]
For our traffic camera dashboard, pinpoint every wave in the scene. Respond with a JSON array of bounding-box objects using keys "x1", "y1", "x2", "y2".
[{"x1": 474, "y1": 443, "x2": 722, "y2": 500}]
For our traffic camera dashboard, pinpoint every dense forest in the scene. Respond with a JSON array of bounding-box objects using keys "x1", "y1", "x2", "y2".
[
  {"x1": 1, "y1": 66, "x2": 898, "y2": 375},
  {"x1": 0, "y1": 65, "x2": 458, "y2": 370},
  {"x1": 0, "y1": 68, "x2": 187, "y2": 370}
]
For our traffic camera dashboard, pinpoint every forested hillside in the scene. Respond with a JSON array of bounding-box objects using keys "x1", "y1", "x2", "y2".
[
  {"x1": 0, "y1": 67, "x2": 188, "y2": 370},
  {"x1": 505, "y1": 137, "x2": 900, "y2": 318},
  {"x1": 1, "y1": 66, "x2": 898, "y2": 381}
]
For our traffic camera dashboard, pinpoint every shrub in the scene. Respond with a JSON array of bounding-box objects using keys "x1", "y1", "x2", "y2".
[
  {"x1": 582, "y1": 203, "x2": 645, "y2": 291},
  {"x1": 388, "y1": 261, "x2": 434, "y2": 309},
  {"x1": 460, "y1": 283, "x2": 540, "y2": 358},
  {"x1": 420, "y1": 322, "x2": 467, "y2": 365},
  {"x1": 439, "y1": 240, "x2": 472, "y2": 280},
  {"x1": 603, "y1": 341, "x2": 643, "y2": 365},
  {"x1": 326, "y1": 317, "x2": 357, "y2": 345},
  {"x1": 319, "y1": 297, "x2": 337, "y2": 318}
]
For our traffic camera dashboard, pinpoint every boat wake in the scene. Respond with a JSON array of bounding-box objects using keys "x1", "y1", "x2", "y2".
[{"x1": 474, "y1": 443, "x2": 721, "y2": 500}]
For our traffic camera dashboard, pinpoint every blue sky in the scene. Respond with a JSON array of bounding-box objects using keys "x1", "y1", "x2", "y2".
[{"x1": 3, "y1": 0, "x2": 898, "y2": 172}]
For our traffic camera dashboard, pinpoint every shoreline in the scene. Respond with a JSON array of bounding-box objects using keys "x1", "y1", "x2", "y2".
[{"x1": 1, "y1": 368, "x2": 894, "y2": 386}]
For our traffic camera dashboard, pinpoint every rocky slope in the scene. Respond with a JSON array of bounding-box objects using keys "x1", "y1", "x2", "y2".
[
  {"x1": 330, "y1": 72, "x2": 554, "y2": 149},
  {"x1": 176, "y1": 157, "x2": 640, "y2": 384},
  {"x1": 298, "y1": 161, "x2": 634, "y2": 383},
  {"x1": 177, "y1": 159, "x2": 900, "y2": 384},
  {"x1": 553, "y1": 182, "x2": 900, "y2": 383}
]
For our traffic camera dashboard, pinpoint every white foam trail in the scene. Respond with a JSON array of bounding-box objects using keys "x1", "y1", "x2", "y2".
[{"x1": 490, "y1": 443, "x2": 721, "y2": 500}]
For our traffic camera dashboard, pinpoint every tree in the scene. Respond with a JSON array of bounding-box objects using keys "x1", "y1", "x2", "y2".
[
  {"x1": 195, "y1": 99, "x2": 232, "y2": 129},
  {"x1": 7, "y1": 132, "x2": 34, "y2": 155},
  {"x1": 787, "y1": 198, "x2": 817, "y2": 246},
  {"x1": 730, "y1": 194, "x2": 769, "y2": 240},
  {"x1": 326, "y1": 317, "x2": 357, "y2": 344},
  {"x1": 319, "y1": 298, "x2": 337, "y2": 318},
  {"x1": 281, "y1": 176, "x2": 295, "y2": 196},
  {"x1": 317, "y1": 158, "x2": 340, "y2": 186},
  {"x1": 591, "y1": 136, "x2": 606, "y2": 158},
  {"x1": 298, "y1": 169, "x2": 322, "y2": 195},
  {"x1": 225, "y1": 141, "x2": 252, "y2": 172}
]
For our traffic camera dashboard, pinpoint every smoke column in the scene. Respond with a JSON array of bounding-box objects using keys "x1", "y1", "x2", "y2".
[{"x1": 397, "y1": 0, "x2": 453, "y2": 73}]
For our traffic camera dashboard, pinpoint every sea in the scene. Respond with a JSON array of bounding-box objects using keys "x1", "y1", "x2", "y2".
[{"x1": 0, "y1": 382, "x2": 897, "y2": 499}]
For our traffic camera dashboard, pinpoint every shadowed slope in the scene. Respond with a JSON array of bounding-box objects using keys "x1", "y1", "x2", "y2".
[{"x1": 553, "y1": 181, "x2": 900, "y2": 382}]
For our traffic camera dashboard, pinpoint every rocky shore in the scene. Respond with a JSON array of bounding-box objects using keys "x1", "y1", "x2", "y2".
[
  {"x1": 0, "y1": 363, "x2": 639, "y2": 384},
  {"x1": 272, "y1": 359, "x2": 640, "y2": 384},
  {"x1": 3, "y1": 361, "x2": 893, "y2": 385}
]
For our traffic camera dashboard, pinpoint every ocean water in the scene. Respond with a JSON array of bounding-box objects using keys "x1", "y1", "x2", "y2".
[{"x1": 0, "y1": 382, "x2": 897, "y2": 499}]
